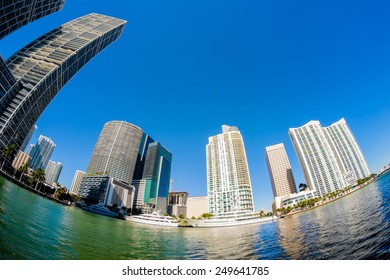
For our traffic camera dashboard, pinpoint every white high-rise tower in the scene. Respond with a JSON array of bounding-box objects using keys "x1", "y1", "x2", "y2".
[
  {"x1": 323, "y1": 118, "x2": 370, "y2": 183},
  {"x1": 206, "y1": 125, "x2": 254, "y2": 215},
  {"x1": 289, "y1": 121, "x2": 347, "y2": 197}
]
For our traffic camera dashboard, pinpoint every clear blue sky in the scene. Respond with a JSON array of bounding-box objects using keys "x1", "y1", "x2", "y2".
[{"x1": 1, "y1": 0, "x2": 389, "y2": 211}]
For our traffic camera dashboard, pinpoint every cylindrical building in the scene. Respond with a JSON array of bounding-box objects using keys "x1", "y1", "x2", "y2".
[{"x1": 86, "y1": 121, "x2": 144, "y2": 184}]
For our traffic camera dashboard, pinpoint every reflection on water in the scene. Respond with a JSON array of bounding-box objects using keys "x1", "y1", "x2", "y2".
[{"x1": 0, "y1": 173, "x2": 389, "y2": 260}]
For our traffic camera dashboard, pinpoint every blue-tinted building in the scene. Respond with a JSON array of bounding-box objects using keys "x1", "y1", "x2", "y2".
[
  {"x1": 28, "y1": 135, "x2": 55, "y2": 170},
  {"x1": 142, "y1": 142, "x2": 172, "y2": 213}
]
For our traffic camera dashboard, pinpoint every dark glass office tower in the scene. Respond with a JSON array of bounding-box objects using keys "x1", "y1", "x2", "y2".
[
  {"x1": 0, "y1": 0, "x2": 65, "y2": 40},
  {"x1": 133, "y1": 133, "x2": 155, "y2": 180},
  {"x1": 0, "y1": 13, "x2": 126, "y2": 150},
  {"x1": 142, "y1": 142, "x2": 172, "y2": 212}
]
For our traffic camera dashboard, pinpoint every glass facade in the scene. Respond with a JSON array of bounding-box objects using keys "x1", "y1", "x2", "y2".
[
  {"x1": 28, "y1": 135, "x2": 56, "y2": 170},
  {"x1": 142, "y1": 142, "x2": 172, "y2": 212},
  {"x1": 0, "y1": 13, "x2": 126, "y2": 150},
  {"x1": 0, "y1": 0, "x2": 65, "y2": 40}
]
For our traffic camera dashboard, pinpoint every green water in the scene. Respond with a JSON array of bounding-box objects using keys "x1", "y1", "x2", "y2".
[{"x1": 1, "y1": 174, "x2": 390, "y2": 259}]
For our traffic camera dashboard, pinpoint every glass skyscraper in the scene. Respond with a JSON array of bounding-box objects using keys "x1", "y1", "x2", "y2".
[
  {"x1": 28, "y1": 135, "x2": 56, "y2": 170},
  {"x1": 0, "y1": 13, "x2": 126, "y2": 150},
  {"x1": 142, "y1": 142, "x2": 172, "y2": 212},
  {"x1": 0, "y1": 0, "x2": 65, "y2": 40},
  {"x1": 206, "y1": 125, "x2": 254, "y2": 215},
  {"x1": 45, "y1": 160, "x2": 62, "y2": 185}
]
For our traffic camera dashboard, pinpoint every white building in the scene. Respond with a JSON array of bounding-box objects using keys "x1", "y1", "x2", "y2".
[
  {"x1": 289, "y1": 121, "x2": 347, "y2": 197},
  {"x1": 45, "y1": 160, "x2": 62, "y2": 186},
  {"x1": 265, "y1": 143, "x2": 297, "y2": 198},
  {"x1": 70, "y1": 170, "x2": 86, "y2": 195},
  {"x1": 323, "y1": 118, "x2": 370, "y2": 182},
  {"x1": 206, "y1": 125, "x2": 254, "y2": 215}
]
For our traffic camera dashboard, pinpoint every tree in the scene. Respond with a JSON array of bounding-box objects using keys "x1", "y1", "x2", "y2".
[
  {"x1": 299, "y1": 183, "x2": 308, "y2": 192},
  {"x1": 31, "y1": 168, "x2": 45, "y2": 190},
  {"x1": 178, "y1": 214, "x2": 185, "y2": 219},
  {"x1": 259, "y1": 210, "x2": 265, "y2": 217},
  {"x1": 17, "y1": 163, "x2": 29, "y2": 181},
  {"x1": 1, "y1": 144, "x2": 17, "y2": 169}
]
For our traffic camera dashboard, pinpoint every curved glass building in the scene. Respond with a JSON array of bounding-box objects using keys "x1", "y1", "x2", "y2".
[
  {"x1": 0, "y1": 13, "x2": 126, "y2": 149},
  {"x1": 0, "y1": 0, "x2": 65, "y2": 40}
]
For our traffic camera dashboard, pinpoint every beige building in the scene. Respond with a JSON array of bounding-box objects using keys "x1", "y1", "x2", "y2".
[
  {"x1": 12, "y1": 151, "x2": 31, "y2": 170},
  {"x1": 186, "y1": 196, "x2": 208, "y2": 218},
  {"x1": 265, "y1": 143, "x2": 297, "y2": 198}
]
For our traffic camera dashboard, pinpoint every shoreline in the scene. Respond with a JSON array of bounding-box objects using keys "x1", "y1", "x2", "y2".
[
  {"x1": 0, "y1": 168, "x2": 68, "y2": 206},
  {"x1": 282, "y1": 175, "x2": 379, "y2": 218}
]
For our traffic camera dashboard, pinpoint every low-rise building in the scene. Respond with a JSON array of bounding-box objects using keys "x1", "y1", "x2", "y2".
[
  {"x1": 167, "y1": 192, "x2": 188, "y2": 218},
  {"x1": 186, "y1": 196, "x2": 208, "y2": 218}
]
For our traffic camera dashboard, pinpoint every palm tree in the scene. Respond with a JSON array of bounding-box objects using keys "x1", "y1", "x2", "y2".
[
  {"x1": 32, "y1": 168, "x2": 45, "y2": 190},
  {"x1": 259, "y1": 210, "x2": 265, "y2": 217},
  {"x1": 1, "y1": 144, "x2": 17, "y2": 169},
  {"x1": 298, "y1": 183, "x2": 308, "y2": 192},
  {"x1": 17, "y1": 163, "x2": 29, "y2": 181}
]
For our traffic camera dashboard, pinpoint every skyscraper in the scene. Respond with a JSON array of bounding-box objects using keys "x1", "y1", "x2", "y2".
[
  {"x1": 0, "y1": 13, "x2": 126, "y2": 150},
  {"x1": 28, "y1": 135, "x2": 56, "y2": 170},
  {"x1": 70, "y1": 170, "x2": 86, "y2": 195},
  {"x1": 0, "y1": 0, "x2": 65, "y2": 40},
  {"x1": 206, "y1": 125, "x2": 254, "y2": 215},
  {"x1": 289, "y1": 120, "x2": 347, "y2": 197},
  {"x1": 20, "y1": 125, "x2": 37, "y2": 152},
  {"x1": 141, "y1": 142, "x2": 172, "y2": 213},
  {"x1": 324, "y1": 118, "x2": 370, "y2": 181},
  {"x1": 45, "y1": 160, "x2": 62, "y2": 185},
  {"x1": 86, "y1": 121, "x2": 144, "y2": 184},
  {"x1": 265, "y1": 143, "x2": 297, "y2": 198}
]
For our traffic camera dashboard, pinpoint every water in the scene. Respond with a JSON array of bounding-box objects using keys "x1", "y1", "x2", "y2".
[{"x1": 1, "y1": 173, "x2": 389, "y2": 260}]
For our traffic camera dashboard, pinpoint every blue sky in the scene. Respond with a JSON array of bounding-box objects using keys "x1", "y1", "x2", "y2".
[{"x1": 1, "y1": 0, "x2": 389, "y2": 211}]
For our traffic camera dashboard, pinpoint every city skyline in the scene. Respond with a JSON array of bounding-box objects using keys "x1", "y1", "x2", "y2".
[{"x1": 1, "y1": 0, "x2": 389, "y2": 211}]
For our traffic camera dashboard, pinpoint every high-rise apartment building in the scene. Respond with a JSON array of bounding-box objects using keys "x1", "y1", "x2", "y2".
[
  {"x1": 12, "y1": 150, "x2": 31, "y2": 170},
  {"x1": 324, "y1": 118, "x2": 370, "y2": 181},
  {"x1": 206, "y1": 125, "x2": 254, "y2": 215},
  {"x1": 0, "y1": 0, "x2": 65, "y2": 40},
  {"x1": 70, "y1": 170, "x2": 86, "y2": 195},
  {"x1": 86, "y1": 121, "x2": 144, "y2": 184},
  {"x1": 28, "y1": 135, "x2": 55, "y2": 170},
  {"x1": 45, "y1": 160, "x2": 62, "y2": 185},
  {"x1": 266, "y1": 143, "x2": 297, "y2": 198},
  {"x1": 289, "y1": 119, "x2": 368, "y2": 198},
  {"x1": 0, "y1": 13, "x2": 126, "y2": 150}
]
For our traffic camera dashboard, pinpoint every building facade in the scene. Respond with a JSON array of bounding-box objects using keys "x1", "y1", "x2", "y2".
[
  {"x1": 167, "y1": 192, "x2": 188, "y2": 218},
  {"x1": 323, "y1": 118, "x2": 370, "y2": 182},
  {"x1": 186, "y1": 196, "x2": 209, "y2": 219},
  {"x1": 265, "y1": 143, "x2": 297, "y2": 198},
  {"x1": 141, "y1": 142, "x2": 172, "y2": 214},
  {"x1": 78, "y1": 175, "x2": 134, "y2": 210},
  {"x1": 206, "y1": 125, "x2": 254, "y2": 215},
  {"x1": 86, "y1": 121, "x2": 144, "y2": 184},
  {"x1": 20, "y1": 125, "x2": 37, "y2": 152},
  {"x1": 0, "y1": 0, "x2": 65, "y2": 40},
  {"x1": 70, "y1": 170, "x2": 86, "y2": 195},
  {"x1": 289, "y1": 121, "x2": 347, "y2": 197},
  {"x1": 12, "y1": 150, "x2": 31, "y2": 170},
  {"x1": 0, "y1": 13, "x2": 126, "y2": 150},
  {"x1": 45, "y1": 160, "x2": 62, "y2": 186},
  {"x1": 28, "y1": 135, "x2": 55, "y2": 170}
]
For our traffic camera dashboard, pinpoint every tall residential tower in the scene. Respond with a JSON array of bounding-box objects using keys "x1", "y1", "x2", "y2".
[
  {"x1": 265, "y1": 143, "x2": 297, "y2": 198},
  {"x1": 28, "y1": 135, "x2": 56, "y2": 170},
  {"x1": 206, "y1": 125, "x2": 254, "y2": 215}
]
